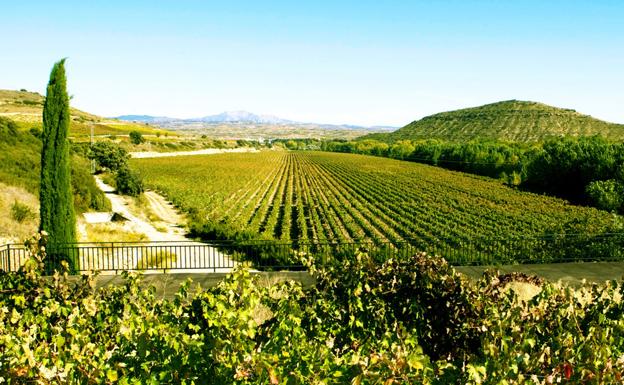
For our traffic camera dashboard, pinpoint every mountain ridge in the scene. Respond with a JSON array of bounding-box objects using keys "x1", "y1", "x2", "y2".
[
  {"x1": 113, "y1": 110, "x2": 396, "y2": 130},
  {"x1": 114, "y1": 110, "x2": 293, "y2": 125}
]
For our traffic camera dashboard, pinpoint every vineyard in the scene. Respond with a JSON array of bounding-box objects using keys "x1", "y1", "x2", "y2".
[
  {"x1": 132, "y1": 151, "x2": 619, "y2": 264},
  {"x1": 4, "y1": 237, "x2": 624, "y2": 383}
]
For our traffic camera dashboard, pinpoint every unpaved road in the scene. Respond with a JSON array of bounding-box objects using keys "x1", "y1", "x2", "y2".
[
  {"x1": 94, "y1": 176, "x2": 236, "y2": 272},
  {"x1": 129, "y1": 147, "x2": 258, "y2": 159},
  {"x1": 143, "y1": 191, "x2": 183, "y2": 225}
]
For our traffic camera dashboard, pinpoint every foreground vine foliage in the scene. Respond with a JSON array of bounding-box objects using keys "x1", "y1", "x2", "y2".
[{"x1": 1, "y1": 234, "x2": 624, "y2": 384}]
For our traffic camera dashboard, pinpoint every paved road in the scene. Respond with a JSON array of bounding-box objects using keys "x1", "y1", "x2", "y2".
[
  {"x1": 456, "y1": 261, "x2": 624, "y2": 286},
  {"x1": 129, "y1": 147, "x2": 258, "y2": 159}
]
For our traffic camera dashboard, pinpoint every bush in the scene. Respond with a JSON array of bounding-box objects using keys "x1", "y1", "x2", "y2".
[
  {"x1": 586, "y1": 179, "x2": 624, "y2": 213},
  {"x1": 71, "y1": 156, "x2": 112, "y2": 212},
  {"x1": 129, "y1": 130, "x2": 144, "y2": 145},
  {"x1": 116, "y1": 166, "x2": 144, "y2": 196},
  {"x1": 10, "y1": 201, "x2": 34, "y2": 223},
  {"x1": 3, "y1": 235, "x2": 624, "y2": 383},
  {"x1": 0, "y1": 117, "x2": 18, "y2": 137},
  {"x1": 28, "y1": 127, "x2": 42, "y2": 138},
  {"x1": 89, "y1": 141, "x2": 129, "y2": 172},
  {"x1": 307, "y1": 252, "x2": 479, "y2": 361}
]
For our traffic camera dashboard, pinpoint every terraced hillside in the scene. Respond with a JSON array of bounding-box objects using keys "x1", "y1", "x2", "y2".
[
  {"x1": 364, "y1": 100, "x2": 624, "y2": 142},
  {"x1": 0, "y1": 89, "x2": 167, "y2": 137},
  {"x1": 132, "y1": 151, "x2": 617, "y2": 263}
]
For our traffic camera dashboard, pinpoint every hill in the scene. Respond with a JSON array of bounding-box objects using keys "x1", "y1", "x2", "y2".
[
  {"x1": 0, "y1": 89, "x2": 169, "y2": 137},
  {"x1": 363, "y1": 100, "x2": 624, "y2": 143}
]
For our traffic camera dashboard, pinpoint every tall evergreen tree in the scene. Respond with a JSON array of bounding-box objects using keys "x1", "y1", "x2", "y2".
[{"x1": 40, "y1": 59, "x2": 77, "y2": 272}]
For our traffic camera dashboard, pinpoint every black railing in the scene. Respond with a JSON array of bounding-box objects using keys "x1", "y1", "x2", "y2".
[{"x1": 1, "y1": 233, "x2": 624, "y2": 273}]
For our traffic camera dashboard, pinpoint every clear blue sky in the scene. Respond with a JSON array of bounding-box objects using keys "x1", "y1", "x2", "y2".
[{"x1": 1, "y1": 0, "x2": 622, "y2": 126}]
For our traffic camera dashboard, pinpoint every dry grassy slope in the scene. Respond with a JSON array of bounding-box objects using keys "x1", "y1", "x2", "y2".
[
  {"x1": 0, "y1": 182, "x2": 38, "y2": 244},
  {"x1": 363, "y1": 100, "x2": 624, "y2": 143},
  {"x1": 0, "y1": 89, "x2": 170, "y2": 137}
]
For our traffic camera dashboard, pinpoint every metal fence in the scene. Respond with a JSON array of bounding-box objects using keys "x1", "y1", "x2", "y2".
[{"x1": 2, "y1": 233, "x2": 624, "y2": 273}]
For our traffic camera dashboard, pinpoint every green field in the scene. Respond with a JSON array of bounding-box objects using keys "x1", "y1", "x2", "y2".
[
  {"x1": 364, "y1": 100, "x2": 624, "y2": 143},
  {"x1": 132, "y1": 151, "x2": 618, "y2": 263}
]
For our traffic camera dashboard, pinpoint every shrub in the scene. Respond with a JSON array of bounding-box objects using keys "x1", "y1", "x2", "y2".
[
  {"x1": 129, "y1": 130, "x2": 144, "y2": 145},
  {"x1": 3, "y1": 235, "x2": 624, "y2": 384},
  {"x1": 71, "y1": 156, "x2": 112, "y2": 212},
  {"x1": 0, "y1": 117, "x2": 18, "y2": 137},
  {"x1": 586, "y1": 179, "x2": 624, "y2": 213},
  {"x1": 89, "y1": 141, "x2": 129, "y2": 172},
  {"x1": 28, "y1": 127, "x2": 42, "y2": 138},
  {"x1": 306, "y1": 252, "x2": 479, "y2": 361},
  {"x1": 115, "y1": 166, "x2": 144, "y2": 196},
  {"x1": 10, "y1": 201, "x2": 34, "y2": 223}
]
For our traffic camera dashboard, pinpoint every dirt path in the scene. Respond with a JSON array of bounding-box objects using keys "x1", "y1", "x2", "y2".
[
  {"x1": 129, "y1": 147, "x2": 258, "y2": 159},
  {"x1": 94, "y1": 176, "x2": 236, "y2": 272},
  {"x1": 143, "y1": 191, "x2": 184, "y2": 225}
]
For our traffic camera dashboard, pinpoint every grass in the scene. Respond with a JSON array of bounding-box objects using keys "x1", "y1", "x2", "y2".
[
  {"x1": 100, "y1": 172, "x2": 117, "y2": 189},
  {"x1": 10, "y1": 201, "x2": 35, "y2": 223},
  {"x1": 0, "y1": 183, "x2": 39, "y2": 244},
  {"x1": 129, "y1": 194, "x2": 161, "y2": 223},
  {"x1": 81, "y1": 223, "x2": 148, "y2": 243},
  {"x1": 134, "y1": 249, "x2": 177, "y2": 270},
  {"x1": 364, "y1": 99, "x2": 624, "y2": 143},
  {"x1": 0, "y1": 116, "x2": 111, "y2": 214},
  {"x1": 0, "y1": 118, "x2": 41, "y2": 193}
]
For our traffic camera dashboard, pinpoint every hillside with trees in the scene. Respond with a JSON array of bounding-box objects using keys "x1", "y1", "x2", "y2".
[{"x1": 364, "y1": 100, "x2": 624, "y2": 143}]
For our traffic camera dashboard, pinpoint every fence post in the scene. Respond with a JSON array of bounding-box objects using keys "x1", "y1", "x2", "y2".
[{"x1": 6, "y1": 244, "x2": 10, "y2": 272}]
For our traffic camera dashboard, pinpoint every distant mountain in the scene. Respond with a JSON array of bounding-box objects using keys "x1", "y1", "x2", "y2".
[
  {"x1": 114, "y1": 110, "x2": 292, "y2": 125},
  {"x1": 114, "y1": 110, "x2": 396, "y2": 131},
  {"x1": 113, "y1": 115, "x2": 179, "y2": 123},
  {"x1": 362, "y1": 100, "x2": 624, "y2": 143},
  {"x1": 194, "y1": 111, "x2": 293, "y2": 124}
]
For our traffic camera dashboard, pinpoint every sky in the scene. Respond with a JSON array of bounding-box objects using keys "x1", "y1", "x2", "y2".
[{"x1": 1, "y1": 0, "x2": 623, "y2": 127}]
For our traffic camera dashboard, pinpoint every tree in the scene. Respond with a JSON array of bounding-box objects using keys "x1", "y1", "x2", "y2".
[
  {"x1": 129, "y1": 130, "x2": 144, "y2": 144},
  {"x1": 39, "y1": 59, "x2": 77, "y2": 272},
  {"x1": 115, "y1": 166, "x2": 144, "y2": 196},
  {"x1": 586, "y1": 179, "x2": 624, "y2": 213},
  {"x1": 89, "y1": 141, "x2": 129, "y2": 171}
]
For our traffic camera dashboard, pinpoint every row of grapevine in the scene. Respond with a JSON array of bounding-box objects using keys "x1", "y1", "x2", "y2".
[{"x1": 132, "y1": 151, "x2": 619, "y2": 263}]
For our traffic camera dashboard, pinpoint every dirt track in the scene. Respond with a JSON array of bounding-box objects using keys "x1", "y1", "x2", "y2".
[{"x1": 93, "y1": 176, "x2": 236, "y2": 272}]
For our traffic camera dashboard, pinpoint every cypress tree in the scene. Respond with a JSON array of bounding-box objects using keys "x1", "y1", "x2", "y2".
[{"x1": 40, "y1": 59, "x2": 77, "y2": 272}]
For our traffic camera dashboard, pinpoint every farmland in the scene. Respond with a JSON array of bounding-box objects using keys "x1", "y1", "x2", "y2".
[{"x1": 132, "y1": 151, "x2": 618, "y2": 262}]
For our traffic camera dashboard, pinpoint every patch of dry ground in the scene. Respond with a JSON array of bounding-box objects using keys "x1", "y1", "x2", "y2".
[{"x1": 0, "y1": 182, "x2": 38, "y2": 245}]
